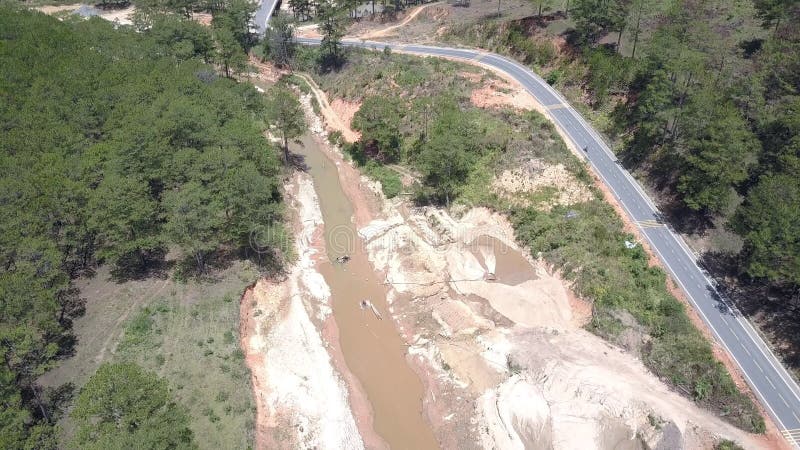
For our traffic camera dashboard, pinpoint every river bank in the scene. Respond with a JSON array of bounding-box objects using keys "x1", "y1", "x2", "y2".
[{"x1": 285, "y1": 77, "x2": 773, "y2": 448}]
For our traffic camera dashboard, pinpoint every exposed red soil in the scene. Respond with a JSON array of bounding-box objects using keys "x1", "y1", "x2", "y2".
[{"x1": 239, "y1": 283, "x2": 272, "y2": 450}]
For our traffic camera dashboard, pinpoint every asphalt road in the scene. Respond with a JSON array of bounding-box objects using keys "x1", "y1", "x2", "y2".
[
  {"x1": 253, "y1": 0, "x2": 279, "y2": 35},
  {"x1": 249, "y1": 1, "x2": 800, "y2": 439}
]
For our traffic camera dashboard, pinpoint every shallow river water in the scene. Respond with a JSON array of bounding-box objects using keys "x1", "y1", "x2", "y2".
[{"x1": 292, "y1": 134, "x2": 439, "y2": 450}]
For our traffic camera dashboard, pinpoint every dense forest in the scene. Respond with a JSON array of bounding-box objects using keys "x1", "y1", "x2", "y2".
[
  {"x1": 569, "y1": 0, "x2": 799, "y2": 289},
  {"x1": 0, "y1": 6, "x2": 287, "y2": 448},
  {"x1": 449, "y1": 0, "x2": 800, "y2": 347}
]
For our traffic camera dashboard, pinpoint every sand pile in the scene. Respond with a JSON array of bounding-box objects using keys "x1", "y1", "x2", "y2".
[
  {"x1": 475, "y1": 328, "x2": 762, "y2": 449},
  {"x1": 357, "y1": 192, "x2": 764, "y2": 449}
]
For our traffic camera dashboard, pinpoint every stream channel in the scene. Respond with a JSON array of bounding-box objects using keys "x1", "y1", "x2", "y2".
[{"x1": 292, "y1": 133, "x2": 439, "y2": 449}]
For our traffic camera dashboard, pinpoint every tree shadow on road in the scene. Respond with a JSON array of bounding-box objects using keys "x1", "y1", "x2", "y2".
[{"x1": 701, "y1": 251, "x2": 800, "y2": 378}]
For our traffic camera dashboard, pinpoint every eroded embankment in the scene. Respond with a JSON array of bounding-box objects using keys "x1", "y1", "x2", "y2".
[
  {"x1": 294, "y1": 94, "x2": 439, "y2": 449},
  {"x1": 240, "y1": 97, "x2": 439, "y2": 449},
  {"x1": 358, "y1": 196, "x2": 767, "y2": 450},
  {"x1": 294, "y1": 72, "x2": 770, "y2": 449},
  {"x1": 239, "y1": 171, "x2": 365, "y2": 449},
  {"x1": 239, "y1": 68, "x2": 771, "y2": 448}
]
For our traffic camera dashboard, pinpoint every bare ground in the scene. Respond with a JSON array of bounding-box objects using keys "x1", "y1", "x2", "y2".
[{"x1": 239, "y1": 171, "x2": 372, "y2": 449}]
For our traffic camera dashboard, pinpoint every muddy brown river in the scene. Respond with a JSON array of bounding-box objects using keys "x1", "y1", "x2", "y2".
[{"x1": 292, "y1": 134, "x2": 439, "y2": 450}]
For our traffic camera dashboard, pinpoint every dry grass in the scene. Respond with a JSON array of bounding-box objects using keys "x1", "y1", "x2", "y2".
[{"x1": 40, "y1": 262, "x2": 259, "y2": 449}]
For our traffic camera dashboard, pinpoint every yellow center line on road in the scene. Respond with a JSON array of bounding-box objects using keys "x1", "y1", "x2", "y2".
[
  {"x1": 637, "y1": 219, "x2": 664, "y2": 229},
  {"x1": 546, "y1": 103, "x2": 570, "y2": 110}
]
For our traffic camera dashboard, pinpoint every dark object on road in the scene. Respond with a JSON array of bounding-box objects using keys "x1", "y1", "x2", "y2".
[{"x1": 336, "y1": 255, "x2": 350, "y2": 264}]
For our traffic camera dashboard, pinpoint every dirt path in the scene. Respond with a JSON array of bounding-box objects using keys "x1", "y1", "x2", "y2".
[
  {"x1": 358, "y1": 2, "x2": 442, "y2": 39},
  {"x1": 94, "y1": 278, "x2": 169, "y2": 363},
  {"x1": 295, "y1": 73, "x2": 360, "y2": 143}
]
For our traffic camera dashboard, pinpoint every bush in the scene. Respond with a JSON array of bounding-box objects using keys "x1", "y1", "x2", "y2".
[
  {"x1": 511, "y1": 201, "x2": 764, "y2": 433},
  {"x1": 342, "y1": 141, "x2": 403, "y2": 199},
  {"x1": 328, "y1": 130, "x2": 344, "y2": 147},
  {"x1": 546, "y1": 69, "x2": 562, "y2": 85},
  {"x1": 223, "y1": 330, "x2": 235, "y2": 345},
  {"x1": 505, "y1": 25, "x2": 556, "y2": 66},
  {"x1": 364, "y1": 161, "x2": 403, "y2": 199},
  {"x1": 119, "y1": 308, "x2": 155, "y2": 348},
  {"x1": 715, "y1": 440, "x2": 744, "y2": 450}
]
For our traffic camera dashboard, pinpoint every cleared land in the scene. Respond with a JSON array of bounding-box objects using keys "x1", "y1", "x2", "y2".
[{"x1": 39, "y1": 262, "x2": 259, "y2": 449}]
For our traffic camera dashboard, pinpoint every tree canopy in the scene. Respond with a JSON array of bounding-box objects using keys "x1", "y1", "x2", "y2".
[
  {"x1": 733, "y1": 174, "x2": 800, "y2": 285},
  {"x1": 71, "y1": 363, "x2": 196, "y2": 450},
  {"x1": 570, "y1": 0, "x2": 800, "y2": 286},
  {"x1": 352, "y1": 96, "x2": 403, "y2": 162},
  {"x1": 0, "y1": 6, "x2": 288, "y2": 446},
  {"x1": 266, "y1": 86, "x2": 306, "y2": 163}
]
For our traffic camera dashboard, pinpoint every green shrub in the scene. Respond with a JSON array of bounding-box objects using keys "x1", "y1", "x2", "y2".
[
  {"x1": 328, "y1": 130, "x2": 344, "y2": 147},
  {"x1": 119, "y1": 308, "x2": 155, "y2": 348},
  {"x1": 511, "y1": 200, "x2": 764, "y2": 432},
  {"x1": 223, "y1": 330, "x2": 235, "y2": 345},
  {"x1": 546, "y1": 69, "x2": 562, "y2": 85},
  {"x1": 364, "y1": 161, "x2": 402, "y2": 199},
  {"x1": 505, "y1": 25, "x2": 556, "y2": 66},
  {"x1": 715, "y1": 440, "x2": 744, "y2": 450}
]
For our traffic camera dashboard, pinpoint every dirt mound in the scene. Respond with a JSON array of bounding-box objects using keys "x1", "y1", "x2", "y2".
[
  {"x1": 469, "y1": 78, "x2": 539, "y2": 112},
  {"x1": 491, "y1": 160, "x2": 593, "y2": 209},
  {"x1": 475, "y1": 328, "x2": 764, "y2": 449},
  {"x1": 329, "y1": 98, "x2": 361, "y2": 137}
]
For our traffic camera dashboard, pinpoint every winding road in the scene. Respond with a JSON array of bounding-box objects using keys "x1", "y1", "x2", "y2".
[{"x1": 256, "y1": 2, "x2": 800, "y2": 445}]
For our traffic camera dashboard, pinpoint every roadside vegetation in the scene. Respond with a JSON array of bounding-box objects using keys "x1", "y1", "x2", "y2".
[
  {"x1": 264, "y1": 37, "x2": 764, "y2": 431},
  {"x1": 0, "y1": 5, "x2": 295, "y2": 448},
  {"x1": 444, "y1": 0, "x2": 800, "y2": 379}
]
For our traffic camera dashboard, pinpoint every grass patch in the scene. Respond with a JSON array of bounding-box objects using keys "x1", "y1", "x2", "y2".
[
  {"x1": 115, "y1": 275, "x2": 257, "y2": 449},
  {"x1": 363, "y1": 161, "x2": 403, "y2": 198},
  {"x1": 41, "y1": 262, "x2": 259, "y2": 449},
  {"x1": 283, "y1": 74, "x2": 312, "y2": 94},
  {"x1": 303, "y1": 47, "x2": 478, "y2": 102},
  {"x1": 715, "y1": 439, "x2": 745, "y2": 450},
  {"x1": 342, "y1": 142, "x2": 403, "y2": 198}
]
